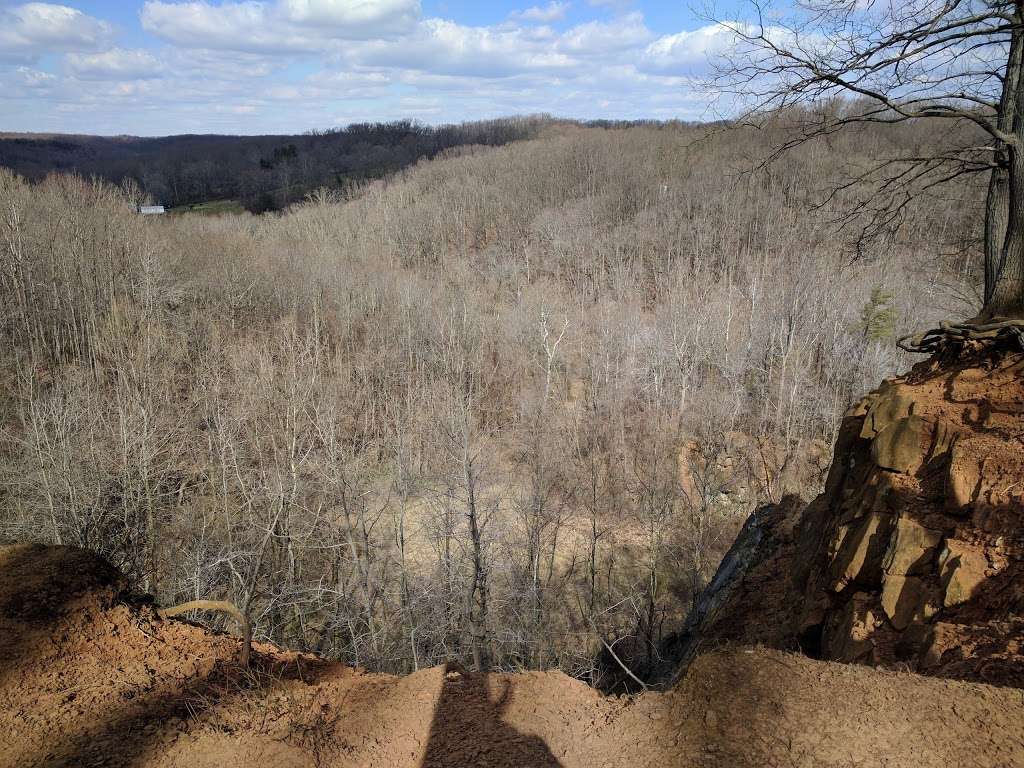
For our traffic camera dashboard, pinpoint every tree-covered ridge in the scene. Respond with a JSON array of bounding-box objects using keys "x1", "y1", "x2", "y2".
[{"x1": 0, "y1": 118, "x2": 543, "y2": 212}]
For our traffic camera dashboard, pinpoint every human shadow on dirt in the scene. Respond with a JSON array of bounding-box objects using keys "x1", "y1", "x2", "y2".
[{"x1": 420, "y1": 664, "x2": 563, "y2": 768}]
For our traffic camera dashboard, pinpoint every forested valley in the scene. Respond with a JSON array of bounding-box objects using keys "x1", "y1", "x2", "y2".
[{"x1": 0, "y1": 116, "x2": 982, "y2": 685}]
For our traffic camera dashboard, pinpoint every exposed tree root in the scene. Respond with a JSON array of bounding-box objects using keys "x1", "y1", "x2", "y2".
[
  {"x1": 897, "y1": 319, "x2": 1024, "y2": 355},
  {"x1": 159, "y1": 600, "x2": 252, "y2": 668}
]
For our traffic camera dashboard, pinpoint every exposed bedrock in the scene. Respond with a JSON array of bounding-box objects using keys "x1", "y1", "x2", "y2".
[{"x1": 660, "y1": 350, "x2": 1024, "y2": 689}]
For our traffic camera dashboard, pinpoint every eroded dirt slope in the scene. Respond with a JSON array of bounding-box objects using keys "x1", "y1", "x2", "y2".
[{"x1": 2, "y1": 542, "x2": 1024, "y2": 768}]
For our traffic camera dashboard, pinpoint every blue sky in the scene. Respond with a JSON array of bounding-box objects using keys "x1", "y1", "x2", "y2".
[{"x1": 0, "y1": 1, "x2": 748, "y2": 135}]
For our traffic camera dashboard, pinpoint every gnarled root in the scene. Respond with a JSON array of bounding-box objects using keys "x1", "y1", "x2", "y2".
[
  {"x1": 159, "y1": 600, "x2": 252, "y2": 667},
  {"x1": 898, "y1": 319, "x2": 1024, "y2": 355}
]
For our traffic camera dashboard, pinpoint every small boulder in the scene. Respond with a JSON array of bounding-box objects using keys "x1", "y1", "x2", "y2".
[
  {"x1": 860, "y1": 388, "x2": 915, "y2": 440},
  {"x1": 882, "y1": 516, "x2": 943, "y2": 576},
  {"x1": 825, "y1": 592, "x2": 880, "y2": 662},
  {"x1": 928, "y1": 420, "x2": 958, "y2": 462},
  {"x1": 871, "y1": 415, "x2": 929, "y2": 475},
  {"x1": 946, "y1": 441, "x2": 982, "y2": 512},
  {"x1": 847, "y1": 395, "x2": 873, "y2": 419},
  {"x1": 894, "y1": 622, "x2": 934, "y2": 663},
  {"x1": 918, "y1": 622, "x2": 961, "y2": 669},
  {"x1": 939, "y1": 540, "x2": 988, "y2": 608},
  {"x1": 880, "y1": 574, "x2": 938, "y2": 630},
  {"x1": 829, "y1": 512, "x2": 894, "y2": 592},
  {"x1": 840, "y1": 472, "x2": 897, "y2": 524}
]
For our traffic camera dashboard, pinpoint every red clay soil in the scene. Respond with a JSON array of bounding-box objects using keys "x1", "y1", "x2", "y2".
[{"x1": 2, "y1": 543, "x2": 1024, "y2": 768}]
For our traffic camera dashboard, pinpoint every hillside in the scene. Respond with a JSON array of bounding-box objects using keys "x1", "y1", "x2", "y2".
[
  {"x1": 3, "y1": 542, "x2": 1023, "y2": 768},
  {"x1": 0, "y1": 118, "x2": 537, "y2": 212}
]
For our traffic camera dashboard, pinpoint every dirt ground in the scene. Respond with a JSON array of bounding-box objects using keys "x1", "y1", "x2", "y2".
[{"x1": 2, "y1": 543, "x2": 1024, "y2": 768}]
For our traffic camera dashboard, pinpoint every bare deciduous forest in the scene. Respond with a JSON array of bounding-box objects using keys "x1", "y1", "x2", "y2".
[{"x1": 0, "y1": 118, "x2": 981, "y2": 684}]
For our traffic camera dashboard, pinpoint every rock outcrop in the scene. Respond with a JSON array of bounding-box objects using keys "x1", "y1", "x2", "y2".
[{"x1": 663, "y1": 349, "x2": 1024, "y2": 688}]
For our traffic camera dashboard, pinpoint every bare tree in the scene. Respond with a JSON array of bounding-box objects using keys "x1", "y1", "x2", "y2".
[{"x1": 712, "y1": 0, "x2": 1024, "y2": 319}]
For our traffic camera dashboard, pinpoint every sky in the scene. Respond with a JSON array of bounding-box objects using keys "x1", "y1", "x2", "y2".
[{"x1": 0, "y1": 0, "x2": 750, "y2": 135}]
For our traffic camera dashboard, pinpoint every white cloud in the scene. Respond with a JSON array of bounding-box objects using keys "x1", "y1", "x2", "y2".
[
  {"x1": 15, "y1": 65, "x2": 56, "y2": 88},
  {"x1": 557, "y1": 12, "x2": 651, "y2": 54},
  {"x1": 640, "y1": 22, "x2": 809, "y2": 77},
  {"x1": 216, "y1": 103, "x2": 257, "y2": 113},
  {"x1": 165, "y1": 47, "x2": 280, "y2": 80},
  {"x1": 281, "y1": 0, "x2": 419, "y2": 27},
  {"x1": 512, "y1": 2, "x2": 569, "y2": 23},
  {"x1": 641, "y1": 24, "x2": 739, "y2": 74},
  {"x1": 140, "y1": 0, "x2": 420, "y2": 52},
  {"x1": 342, "y1": 18, "x2": 578, "y2": 78},
  {"x1": 0, "y1": 3, "x2": 113, "y2": 62},
  {"x1": 66, "y1": 48, "x2": 162, "y2": 79},
  {"x1": 139, "y1": 2, "x2": 653, "y2": 75},
  {"x1": 586, "y1": 0, "x2": 633, "y2": 10},
  {"x1": 342, "y1": 14, "x2": 655, "y2": 78},
  {"x1": 141, "y1": 2, "x2": 304, "y2": 52},
  {"x1": 0, "y1": 2, "x2": 726, "y2": 135}
]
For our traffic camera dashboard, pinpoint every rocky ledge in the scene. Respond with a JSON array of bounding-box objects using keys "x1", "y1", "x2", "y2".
[{"x1": 662, "y1": 349, "x2": 1024, "y2": 689}]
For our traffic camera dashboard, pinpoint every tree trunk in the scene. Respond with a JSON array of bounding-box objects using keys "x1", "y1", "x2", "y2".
[
  {"x1": 984, "y1": 161, "x2": 1009, "y2": 310},
  {"x1": 463, "y1": 442, "x2": 489, "y2": 672},
  {"x1": 465, "y1": 494, "x2": 488, "y2": 672},
  {"x1": 983, "y1": 15, "x2": 1024, "y2": 318},
  {"x1": 988, "y1": 146, "x2": 1024, "y2": 318}
]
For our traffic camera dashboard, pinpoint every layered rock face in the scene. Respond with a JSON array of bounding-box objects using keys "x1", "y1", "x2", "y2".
[{"x1": 667, "y1": 350, "x2": 1024, "y2": 688}]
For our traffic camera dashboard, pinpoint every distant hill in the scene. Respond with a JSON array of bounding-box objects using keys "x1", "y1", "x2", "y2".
[{"x1": 0, "y1": 118, "x2": 542, "y2": 213}]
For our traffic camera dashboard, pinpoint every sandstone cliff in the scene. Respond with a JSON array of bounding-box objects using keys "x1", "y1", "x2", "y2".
[{"x1": 664, "y1": 349, "x2": 1024, "y2": 688}]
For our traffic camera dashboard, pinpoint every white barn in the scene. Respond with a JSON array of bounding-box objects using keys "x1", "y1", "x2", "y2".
[{"x1": 137, "y1": 205, "x2": 166, "y2": 215}]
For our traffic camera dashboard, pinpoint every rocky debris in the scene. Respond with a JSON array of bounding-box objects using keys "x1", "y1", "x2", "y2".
[
  {"x1": 946, "y1": 441, "x2": 982, "y2": 511},
  {"x1": 826, "y1": 591, "x2": 882, "y2": 661},
  {"x1": 938, "y1": 540, "x2": 989, "y2": 608},
  {"x1": 829, "y1": 511, "x2": 894, "y2": 592},
  {"x1": 871, "y1": 415, "x2": 929, "y2": 474},
  {"x1": 877, "y1": 516, "x2": 945, "y2": 630},
  {"x1": 884, "y1": 516, "x2": 943, "y2": 577},
  {"x1": 859, "y1": 385, "x2": 916, "y2": 439},
  {"x1": 880, "y1": 574, "x2": 938, "y2": 631},
  {"x1": 660, "y1": 349, "x2": 1024, "y2": 689}
]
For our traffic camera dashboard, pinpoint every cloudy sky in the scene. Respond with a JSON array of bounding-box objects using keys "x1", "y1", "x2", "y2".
[{"x1": 0, "y1": 1, "x2": 747, "y2": 135}]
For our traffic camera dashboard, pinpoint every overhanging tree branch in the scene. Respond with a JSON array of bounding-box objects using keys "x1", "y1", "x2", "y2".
[{"x1": 709, "y1": 0, "x2": 1024, "y2": 322}]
